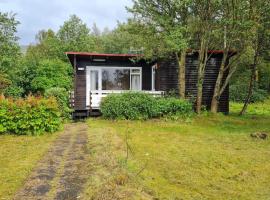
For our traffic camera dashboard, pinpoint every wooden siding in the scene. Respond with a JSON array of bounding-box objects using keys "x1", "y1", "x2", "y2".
[{"x1": 156, "y1": 53, "x2": 229, "y2": 113}]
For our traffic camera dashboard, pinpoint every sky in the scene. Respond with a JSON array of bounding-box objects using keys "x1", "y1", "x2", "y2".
[{"x1": 0, "y1": 0, "x2": 133, "y2": 45}]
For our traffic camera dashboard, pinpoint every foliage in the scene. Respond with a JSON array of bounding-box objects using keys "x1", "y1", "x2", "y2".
[
  {"x1": 0, "y1": 74, "x2": 12, "y2": 94},
  {"x1": 0, "y1": 12, "x2": 21, "y2": 75},
  {"x1": 230, "y1": 83, "x2": 268, "y2": 103},
  {"x1": 30, "y1": 59, "x2": 72, "y2": 93},
  {"x1": 4, "y1": 85, "x2": 24, "y2": 98},
  {"x1": 0, "y1": 96, "x2": 62, "y2": 135},
  {"x1": 57, "y1": 15, "x2": 95, "y2": 53},
  {"x1": 157, "y1": 97, "x2": 193, "y2": 117},
  {"x1": 100, "y1": 92, "x2": 193, "y2": 120},
  {"x1": 44, "y1": 87, "x2": 72, "y2": 119}
]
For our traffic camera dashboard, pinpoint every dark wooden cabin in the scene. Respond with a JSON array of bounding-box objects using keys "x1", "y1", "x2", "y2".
[{"x1": 66, "y1": 51, "x2": 232, "y2": 118}]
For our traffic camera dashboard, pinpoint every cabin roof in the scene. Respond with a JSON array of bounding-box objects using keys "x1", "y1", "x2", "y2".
[{"x1": 66, "y1": 52, "x2": 141, "y2": 57}]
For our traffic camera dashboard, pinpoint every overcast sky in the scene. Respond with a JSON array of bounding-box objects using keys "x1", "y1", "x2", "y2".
[{"x1": 0, "y1": 0, "x2": 132, "y2": 45}]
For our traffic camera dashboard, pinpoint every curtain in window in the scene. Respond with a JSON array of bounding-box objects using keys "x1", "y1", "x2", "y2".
[
  {"x1": 131, "y1": 74, "x2": 141, "y2": 90},
  {"x1": 90, "y1": 70, "x2": 98, "y2": 90}
]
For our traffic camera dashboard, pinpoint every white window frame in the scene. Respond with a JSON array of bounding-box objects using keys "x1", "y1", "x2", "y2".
[
  {"x1": 86, "y1": 66, "x2": 142, "y2": 106},
  {"x1": 151, "y1": 65, "x2": 156, "y2": 91}
]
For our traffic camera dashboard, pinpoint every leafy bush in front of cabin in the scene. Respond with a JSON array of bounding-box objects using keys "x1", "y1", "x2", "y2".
[
  {"x1": 0, "y1": 95, "x2": 62, "y2": 135},
  {"x1": 100, "y1": 92, "x2": 193, "y2": 120},
  {"x1": 44, "y1": 87, "x2": 72, "y2": 119},
  {"x1": 157, "y1": 97, "x2": 193, "y2": 117},
  {"x1": 100, "y1": 92, "x2": 158, "y2": 120}
]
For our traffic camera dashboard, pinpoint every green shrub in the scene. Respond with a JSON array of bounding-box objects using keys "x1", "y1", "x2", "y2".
[
  {"x1": 100, "y1": 92, "x2": 193, "y2": 120},
  {"x1": 0, "y1": 95, "x2": 62, "y2": 135},
  {"x1": 157, "y1": 98, "x2": 193, "y2": 117},
  {"x1": 4, "y1": 85, "x2": 24, "y2": 98},
  {"x1": 230, "y1": 84, "x2": 268, "y2": 102},
  {"x1": 44, "y1": 87, "x2": 72, "y2": 119}
]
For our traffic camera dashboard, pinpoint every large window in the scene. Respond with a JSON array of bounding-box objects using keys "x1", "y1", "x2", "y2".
[
  {"x1": 87, "y1": 67, "x2": 142, "y2": 91},
  {"x1": 102, "y1": 68, "x2": 130, "y2": 90}
]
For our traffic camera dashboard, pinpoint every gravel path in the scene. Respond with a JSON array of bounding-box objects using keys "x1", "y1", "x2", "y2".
[{"x1": 14, "y1": 123, "x2": 89, "y2": 200}]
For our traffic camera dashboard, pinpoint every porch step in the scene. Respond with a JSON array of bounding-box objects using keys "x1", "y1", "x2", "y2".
[
  {"x1": 89, "y1": 109, "x2": 101, "y2": 117},
  {"x1": 72, "y1": 110, "x2": 89, "y2": 119}
]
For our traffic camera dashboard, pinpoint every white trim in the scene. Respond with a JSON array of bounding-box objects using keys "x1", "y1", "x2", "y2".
[
  {"x1": 86, "y1": 66, "x2": 142, "y2": 107},
  {"x1": 151, "y1": 65, "x2": 156, "y2": 91},
  {"x1": 90, "y1": 90, "x2": 164, "y2": 109}
]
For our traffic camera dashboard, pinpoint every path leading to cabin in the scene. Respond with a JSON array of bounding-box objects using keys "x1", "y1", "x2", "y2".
[{"x1": 14, "y1": 123, "x2": 90, "y2": 200}]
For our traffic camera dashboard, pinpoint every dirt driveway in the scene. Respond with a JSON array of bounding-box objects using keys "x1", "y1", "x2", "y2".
[{"x1": 14, "y1": 123, "x2": 90, "y2": 200}]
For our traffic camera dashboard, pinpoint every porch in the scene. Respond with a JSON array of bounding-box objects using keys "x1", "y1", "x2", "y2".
[{"x1": 89, "y1": 90, "x2": 164, "y2": 110}]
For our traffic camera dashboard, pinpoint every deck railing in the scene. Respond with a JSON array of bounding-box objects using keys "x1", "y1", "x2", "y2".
[{"x1": 89, "y1": 90, "x2": 164, "y2": 109}]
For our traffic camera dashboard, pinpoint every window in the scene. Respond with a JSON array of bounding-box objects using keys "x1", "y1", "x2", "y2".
[
  {"x1": 88, "y1": 67, "x2": 142, "y2": 92},
  {"x1": 102, "y1": 68, "x2": 130, "y2": 90}
]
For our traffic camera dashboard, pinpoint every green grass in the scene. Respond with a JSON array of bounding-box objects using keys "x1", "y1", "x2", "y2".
[
  {"x1": 230, "y1": 99, "x2": 270, "y2": 116},
  {"x1": 86, "y1": 101, "x2": 270, "y2": 200},
  {"x1": 0, "y1": 133, "x2": 59, "y2": 200}
]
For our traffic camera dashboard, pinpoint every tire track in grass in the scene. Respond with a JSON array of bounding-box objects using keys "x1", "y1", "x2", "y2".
[{"x1": 14, "y1": 123, "x2": 90, "y2": 200}]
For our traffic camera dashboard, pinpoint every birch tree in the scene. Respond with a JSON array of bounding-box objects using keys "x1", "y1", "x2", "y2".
[{"x1": 210, "y1": 0, "x2": 251, "y2": 113}]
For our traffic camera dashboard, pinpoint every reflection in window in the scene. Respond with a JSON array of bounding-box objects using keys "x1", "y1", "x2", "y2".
[{"x1": 102, "y1": 69, "x2": 130, "y2": 90}]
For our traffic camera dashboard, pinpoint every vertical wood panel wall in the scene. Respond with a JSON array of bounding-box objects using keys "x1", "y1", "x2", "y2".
[{"x1": 156, "y1": 53, "x2": 229, "y2": 113}]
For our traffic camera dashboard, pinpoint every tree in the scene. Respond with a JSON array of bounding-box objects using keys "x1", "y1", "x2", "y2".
[
  {"x1": 127, "y1": 0, "x2": 192, "y2": 98},
  {"x1": 210, "y1": 0, "x2": 252, "y2": 113},
  {"x1": 26, "y1": 29, "x2": 64, "y2": 62},
  {"x1": 92, "y1": 22, "x2": 101, "y2": 36},
  {"x1": 0, "y1": 12, "x2": 21, "y2": 77},
  {"x1": 57, "y1": 15, "x2": 95, "y2": 52},
  {"x1": 240, "y1": 0, "x2": 270, "y2": 115},
  {"x1": 30, "y1": 59, "x2": 72, "y2": 93},
  {"x1": 190, "y1": 0, "x2": 221, "y2": 113}
]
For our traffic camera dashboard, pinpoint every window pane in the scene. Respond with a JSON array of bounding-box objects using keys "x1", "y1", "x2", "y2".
[
  {"x1": 131, "y1": 74, "x2": 141, "y2": 90},
  {"x1": 102, "y1": 68, "x2": 130, "y2": 90},
  {"x1": 90, "y1": 70, "x2": 98, "y2": 90}
]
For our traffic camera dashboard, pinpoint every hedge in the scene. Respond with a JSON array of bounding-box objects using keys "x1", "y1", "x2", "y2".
[
  {"x1": 0, "y1": 95, "x2": 62, "y2": 135},
  {"x1": 100, "y1": 92, "x2": 193, "y2": 120}
]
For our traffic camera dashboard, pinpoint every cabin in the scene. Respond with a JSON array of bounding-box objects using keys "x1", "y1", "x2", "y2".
[{"x1": 66, "y1": 51, "x2": 232, "y2": 118}]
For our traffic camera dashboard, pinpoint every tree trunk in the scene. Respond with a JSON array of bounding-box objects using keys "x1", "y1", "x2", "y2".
[
  {"x1": 176, "y1": 51, "x2": 186, "y2": 98},
  {"x1": 239, "y1": 51, "x2": 259, "y2": 115},
  {"x1": 196, "y1": 37, "x2": 208, "y2": 114},
  {"x1": 211, "y1": 49, "x2": 228, "y2": 113}
]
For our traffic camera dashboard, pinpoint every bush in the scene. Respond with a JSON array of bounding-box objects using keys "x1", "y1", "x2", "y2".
[
  {"x1": 44, "y1": 87, "x2": 72, "y2": 119},
  {"x1": 4, "y1": 85, "x2": 24, "y2": 98},
  {"x1": 157, "y1": 98, "x2": 193, "y2": 117},
  {"x1": 100, "y1": 92, "x2": 193, "y2": 120},
  {"x1": 0, "y1": 95, "x2": 62, "y2": 135},
  {"x1": 230, "y1": 84, "x2": 268, "y2": 103},
  {"x1": 30, "y1": 59, "x2": 72, "y2": 93}
]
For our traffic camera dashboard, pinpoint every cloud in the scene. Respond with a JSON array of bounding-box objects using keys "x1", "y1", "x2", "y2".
[{"x1": 0, "y1": 0, "x2": 132, "y2": 45}]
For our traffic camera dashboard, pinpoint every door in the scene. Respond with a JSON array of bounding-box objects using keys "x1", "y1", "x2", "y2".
[
  {"x1": 90, "y1": 69, "x2": 99, "y2": 91},
  {"x1": 86, "y1": 68, "x2": 101, "y2": 107}
]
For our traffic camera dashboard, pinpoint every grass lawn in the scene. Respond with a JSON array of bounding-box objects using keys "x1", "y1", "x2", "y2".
[
  {"x1": 85, "y1": 101, "x2": 270, "y2": 200},
  {"x1": 0, "y1": 133, "x2": 59, "y2": 200}
]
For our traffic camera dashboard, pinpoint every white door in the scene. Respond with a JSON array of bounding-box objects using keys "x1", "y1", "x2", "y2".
[{"x1": 86, "y1": 68, "x2": 101, "y2": 107}]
